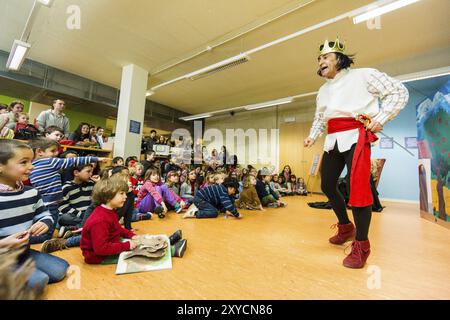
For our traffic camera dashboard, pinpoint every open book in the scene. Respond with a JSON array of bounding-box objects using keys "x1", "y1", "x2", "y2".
[{"x1": 115, "y1": 234, "x2": 172, "y2": 275}]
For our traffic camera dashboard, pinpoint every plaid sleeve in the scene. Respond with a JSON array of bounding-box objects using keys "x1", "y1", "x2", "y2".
[
  {"x1": 366, "y1": 69, "x2": 409, "y2": 125},
  {"x1": 309, "y1": 95, "x2": 326, "y2": 140}
]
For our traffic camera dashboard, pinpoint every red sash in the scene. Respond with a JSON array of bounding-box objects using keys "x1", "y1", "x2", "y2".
[{"x1": 328, "y1": 117, "x2": 378, "y2": 207}]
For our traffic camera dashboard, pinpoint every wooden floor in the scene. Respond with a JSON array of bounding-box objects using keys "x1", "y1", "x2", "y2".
[{"x1": 37, "y1": 195, "x2": 450, "y2": 300}]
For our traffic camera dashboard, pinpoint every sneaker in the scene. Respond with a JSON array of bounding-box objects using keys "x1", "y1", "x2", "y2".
[
  {"x1": 58, "y1": 226, "x2": 66, "y2": 238},
  {"x1": 41, "y1": 238, "x2": 68, "y2": 253},
  {"x1": 174, "y1": 203, "x2": 183, "y2": 214},
  {"x1": 173, "y1": 239, "x2": 187, "y2": 258},
  {"x1": 139, "y1": 212, "x2": 152, "y2": 220},
  {"x1": 184, "y1": 204, "x2": 198, "y2": 216},
  {"x1": 169, "y1": 230, "x2": 182, "y2": 245},
  {"x1": 154, "y1": 206, "x2": 165, "y2": 219},
  {"x1": 183, "y1": 209, "x2": 196, "y2": 219},
  {"x1": 279, "y1": 202, "x2": 287, "y2": 207},
  {"x1": 267, "y1": 203, "x2": 279, "y2": 208},
  {"x1": 63, "y1": 230, "x2": 74, "y2": 239}
]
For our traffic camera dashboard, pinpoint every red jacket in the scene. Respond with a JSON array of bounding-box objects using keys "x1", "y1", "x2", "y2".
[{"x1": 80, "y1": 205, "x2": 135, "y2": 264}]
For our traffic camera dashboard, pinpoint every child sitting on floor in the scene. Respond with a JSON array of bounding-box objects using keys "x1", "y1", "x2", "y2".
[
  {"x1": 270, "y1": 174, "x2": 288, "y2": 196},
  {"x1": 256, "y1": 168, "x2": 286, "y2": 208},
  {"x1": 183, "y1": 177, "x2": 242, "y2": 219},
  {"x1": 57, "y1": 164, "x2": 95, "y2": 232},
  {"x1": 235, "y1": 175, "x2": 264, "y2": 211},
  {"x1": 113, "y1": 166, "x2": 151, "y2": 229},
  {"x1": 28, "y1": 138, "x2": 107, "y2": 243},
  {"x1": 165, "y1": 170, "x2": 181, "y2": 196},
  {"x1": 0, "y1": 140, "x2": 68, "y2": 292},
  {"x1": 129, "y1": 162, "x2": 145, "y2": 196},
  {"x1": 285, "y1": 174, "x2": 297, "y2": 196},
  {"x1": 136, "y1": 167, "x2": 185, "y2": 218},
  {"x1": 180, "y1": 170, "x2": 198, "y2": 203},
  {"x1": 40, "y1": 164, "x2": 95, "y2": 253},
  {"x1": 80, "y1": 175, "x2": 138, "y2": 264},
  {"x1": 296, "y1": 177, "x2": 308, "y2": 196},
  {"x1": 81, "y1": 175, "x2": 186, "y2": 264}
]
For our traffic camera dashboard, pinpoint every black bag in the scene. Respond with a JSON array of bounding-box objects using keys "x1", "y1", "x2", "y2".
[
  {"x1": 307, "y1": 201, "x2": 333, "y2": 209},
  {"x1": 14, "y1": 124, "x2": 39, "y2": 140}
]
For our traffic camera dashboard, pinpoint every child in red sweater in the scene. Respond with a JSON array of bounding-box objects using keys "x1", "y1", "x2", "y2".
[{"x1": 81, "y1": 175, "x2": 138, "y2": 264}]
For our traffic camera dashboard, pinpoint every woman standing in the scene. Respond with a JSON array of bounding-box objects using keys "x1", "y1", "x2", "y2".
[{"x1": 304, "y1": 38, "x2": 408, "y2": 268}]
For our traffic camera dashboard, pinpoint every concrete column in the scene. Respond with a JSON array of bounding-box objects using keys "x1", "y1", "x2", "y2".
[{"x1": 114, "y1": 64, "x2": 148, "y2": 159}]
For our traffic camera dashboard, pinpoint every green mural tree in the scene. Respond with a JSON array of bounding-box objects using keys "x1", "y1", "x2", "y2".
[{"x1": 425, "y1": 110, "x2": 450, "y2": 221}]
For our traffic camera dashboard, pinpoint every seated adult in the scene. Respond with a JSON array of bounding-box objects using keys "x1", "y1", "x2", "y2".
[
  {"x1": 88, "y1": 125, "x2": 101, "y2": 148},
  {"x1": 279, "y1": 165, "x2": 293, "y2": 184},
  {"x1": 36, "y1": 99, "x2": 70, "y2": 137},
  {"x1": 5, "y1": 101, "x2": 25, "y2": 130},
  {"x1": 96, "y1": 126, "x2": 106, "y2": 149},
  {"x1": 68, "y1": 122, "x2": 97, "y2": 147}
]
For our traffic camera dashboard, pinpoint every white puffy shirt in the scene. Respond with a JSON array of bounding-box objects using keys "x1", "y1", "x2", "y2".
[{"x1": 309, "y1": 68, "x2": 409, "y2": 152}]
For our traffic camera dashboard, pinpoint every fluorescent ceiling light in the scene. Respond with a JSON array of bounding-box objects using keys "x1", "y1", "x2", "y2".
[
  {"x1": 151, "y1": 54, "x2": 249, "y2": 91},
  {"x1": 244, "y1": 97, "x2": 294, "y2": 111},
  {"x1": 37, "y1": 0, "x2": 54, "y2": 7},
  {"x1": 146, "y1": 91, "x2": 155, "y2": 97},
  {"x1": 6, "y1": 40, "x2": 31, "y2": 71},
  {"x1": 396, "y1": 66, "x2": 450, "y2": 83},
  {"x1": 352, "y1": 0, "x2": 420, "y2": 24},
  {"x1": 179, "y1": 113, "x2": 213, "y2": 121}
]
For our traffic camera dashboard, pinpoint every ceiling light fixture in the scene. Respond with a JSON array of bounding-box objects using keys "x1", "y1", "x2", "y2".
[
  {"x1": 179, "y1": 113, "x2": 213, "y2": 121},
  {"x1": 244, "y1": 97, "x2": 294, "y2": 111},
  {"x1": 152, "y1": 54, "x2": 250, "y2": 91},
  {"x1": 352, "y1": 0, "x2": 421, "y2": 24},
  {"x1": 6, "y1": 40, "x2": 31, "y2": 71},
  {"x1": 37, "y1": 0, "x2": 54, "y2": 7}
]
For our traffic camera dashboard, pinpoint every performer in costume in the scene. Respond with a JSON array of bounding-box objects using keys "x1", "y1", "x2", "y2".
[{"x1": 304, "y1": 38, "x2": 409, "y2": 268}]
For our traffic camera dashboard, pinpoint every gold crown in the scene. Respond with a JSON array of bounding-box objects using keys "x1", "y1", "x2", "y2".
[{"x1": 319, "y1": 38, "x2": 346, "y2": 56}]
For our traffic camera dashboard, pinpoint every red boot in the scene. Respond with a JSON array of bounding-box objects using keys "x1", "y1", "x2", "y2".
[
  {"x1": 329, "y1": 222, "x2": 355, "y2": 245},
  {"x1": 343, "y1": 240, "x2": 371, "y2": 269}
]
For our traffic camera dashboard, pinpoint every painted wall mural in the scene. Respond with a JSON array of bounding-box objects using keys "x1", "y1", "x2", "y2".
[{"x1": 416, "y1": 79, "x2": 450, "y2": 228}]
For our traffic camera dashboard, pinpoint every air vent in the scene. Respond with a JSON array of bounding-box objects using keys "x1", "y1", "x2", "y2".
[{"x1": 188, "y1": 54, "x2": 250, "y2": 81}]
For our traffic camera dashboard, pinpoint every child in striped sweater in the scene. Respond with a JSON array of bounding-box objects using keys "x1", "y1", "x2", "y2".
[
  {"x1": 58, "y1": 164, "x2": 95, "y2": 228},
  {"x1": 183, "y1": 177, "x2": 242, "y2": 219},
  {"x1": 28, "y1": 138, "x2": 108, "y2": 243},
  {"x1": 0, "y1": 140, "x2": 69, "y2": 293}
]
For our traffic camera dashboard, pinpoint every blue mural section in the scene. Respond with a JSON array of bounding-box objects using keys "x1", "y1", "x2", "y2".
[
  {"x1": 370, "y1": 75, "x2": 450, "y2": 203},
  {"x1": 416, "y1": 79, "x2": 450, "y2": 221}
]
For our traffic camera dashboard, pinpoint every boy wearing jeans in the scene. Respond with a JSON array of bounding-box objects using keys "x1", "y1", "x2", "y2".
[{"x1": 184, "y1": 177, "x2": 242, "y2": 219}]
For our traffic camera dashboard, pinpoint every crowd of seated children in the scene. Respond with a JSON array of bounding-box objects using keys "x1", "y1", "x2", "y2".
[
  {"x1": 1, "y1": 117, "x2": 307, "y2": 295},
  {"x1": 80, "y1": 175, "x2": 187, "y2": 265}
]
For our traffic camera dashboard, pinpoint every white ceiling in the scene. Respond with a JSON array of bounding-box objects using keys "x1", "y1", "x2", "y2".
[{"x1": 0, "y1": 0, "x2": 449, "y2": 115}]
